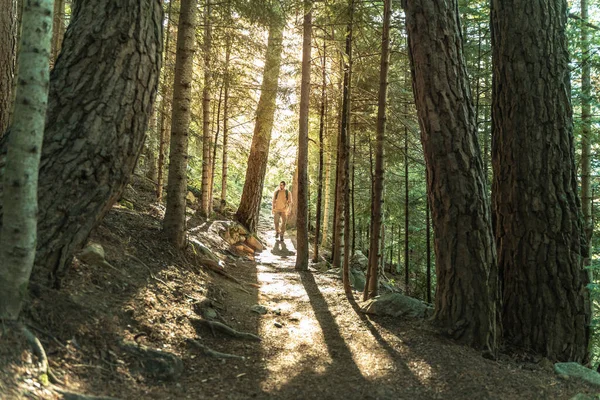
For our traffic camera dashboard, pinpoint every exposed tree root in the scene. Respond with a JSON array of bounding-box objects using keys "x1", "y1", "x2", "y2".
[
  {"x1": 18, "y1": 323, "x2": 63, "y2": 385},
  {"x1": 187, "y1": 339, "x2": 245, "y2": 360},
  {"x1": 54, "y1": 388, "x2": 121, "y2": 400},
  {"x1": 191, "y1": 317, "x2": 261, "y2": 341},
  {"x1": 197, "y1": 257, "x2": 252, "y2": 294}
]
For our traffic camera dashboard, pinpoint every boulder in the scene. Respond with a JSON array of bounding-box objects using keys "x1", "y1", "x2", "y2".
[
  {"x1": 189, "y1": 237, "x2": 220, "y2": 262},
  {"x1": 351, "y1": 268, "x2": 366, "y2": 292},
  {"x1": 250, "y1": 304, "x2": 268, "y2": 315},
  {"x1": 245, "y1": 235, "x2": 264, "y2": 252},
  {"x1": 186, "y1": 191, "x2": 197, "y2": 204},
  {"x1": 555, "y1": 362, "x2": 600, "y2": 387},
  {"x1": 120, "y1": 341, "x2": 183, "y2": 381},
  {"x1": 361, "y1": 293, "x2": 432, "y2": 319},
  {"x1": 350, "y1": 250, "x2": 368, "y2": 270},
  {"x1": 313, "y1": 261, "x2": 330, "y2": 272}
]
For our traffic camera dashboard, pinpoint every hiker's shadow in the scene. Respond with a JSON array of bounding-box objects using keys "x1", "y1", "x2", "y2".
[{"x1": 271, "y1": 240, "x2": 295, "y2": 258}]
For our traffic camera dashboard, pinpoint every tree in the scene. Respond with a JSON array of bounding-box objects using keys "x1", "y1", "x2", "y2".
[
  {"x1": 313, "y1": 36, "x2": 326, "y2": 262},
  {"x1": 364, "y1": 0, "x2": 391, "y2": 300},
  {"x1": 200, "y1": 0, "x2": 213, "y2": 218},
  {"x1": 164, "y1": 0, "x2": 197, "y2": 248},
  {"x1": 220, "y1": 34, "x2": 232, "y2": 211},
  {"x1": 580, "y1": 0, "x2": 593, "y2": 252},
  {"x1": 0, "y1": 0, "x2": 163, "y2": 288},
  {"x1": 296, "y1": 0, "x2": 312, "y2": 271},
  {"x1": 51, "y1": 0, "x2": 65, "y2": 65},
  {"x1": 235, "y1": 8, "x2": 284, "y2": 232},
  {"x1": 403, "y1": 0, "x2": 498, "y2": 353},
  {"x1": 0, "y1": 0, "x2": 54, "y2": 319},
  {"x1": 491, "y1": 0, "x2": 590, "y2": 362},
  {"x1": 0, "y1": 0, "x2": 18, "y2": 135}
]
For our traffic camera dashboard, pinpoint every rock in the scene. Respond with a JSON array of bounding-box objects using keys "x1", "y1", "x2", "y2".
[
  {"x1": 234, "y1": 243, "x2": 255, "y2": 255},
  {"x1": 189, "y1": 237, "x2": 220, "y2": 262},
  {"x1": 554, "y1": 362, "x2": 600, "y2": 387},
  {"x1": 245, "y1": 235, "x2": 264, "y2": 252},
  {"x1": 351, "y1": 268, "x2": 366, "y2": 292},
  {"x1": 313, "y1": 261, "x2": 330, "y2": 272},
  {"x1": 78, "y1": 243, "x2": 107, "y2": 265},
  {"x1": 361, "y1": 293, "x2": 433, "y2": 319},
  {"x1": 186, "y1": 191, "x2": 197, "y2": 204},
  {"x1": 350, "y1": 250, "x2": 368, "y2": 270},
  {"x1": 120, "y1": 341, "x2": 183, "y2": 381},
  {"x1": 250, "y1": 305, "x2": 268, "y2": 315}
]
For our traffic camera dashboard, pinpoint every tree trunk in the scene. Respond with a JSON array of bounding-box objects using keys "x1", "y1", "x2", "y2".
[
  {"x1": 164, "y1": 0, "x2": 196, "y2": 248},
  {"x1": 50, "y1": 0, "x2": 65, "y2": 66},
  {"x1": 580, "y1": 0, "x2": 593, "y2": 255},
  {"x1": 209, "y1": 83, "x2": 222, "y2": 214},
  {"x1": 0, "y1": 0, "x2": 53, "y2": 319},
  {"x1": 296, "y1": 1, "x2": 312, "y2": 271},
  {"x1": 200, "y1": 0, "x2": 212, "y2": 218},
  {"x1": 365, "y1": 0, "x2": 391, "y2": 300},
  {"x1": 404, "y1": 0, "x2": 498, "y2": 353},
  {"x1": 335, "y1": 0, "x2": 353, "y2": 296},
  {"x1": 320, "y1": 132, "x2": 332, "y2": 249},
  {"x1": 235, "y1": 11, "x2": 284, "y2": 232},
  {"x1": 313, "y1": 37, "x2": 326, "y2": 263},
  {"x1": 156, "y1": 0, "x2": 174, "y2": 202},
  {"x1": 220, "y1": 34, "x2": 231, "y2": 211},
  {"x1": 0, "y1": 0, "x2": 18, "y2": 136},
  {"x1": 426, "y1": 196, "x2": 431, "y2": 303},
  {"x1": 491, "y1": 0, "x2": 589, "y2": 362},
  {"x1": 404, "y1": 124, "x2": 409, "y2": 294},
  {"x1": 0, "y1": 0, "x2": 162, "y2": 288}
]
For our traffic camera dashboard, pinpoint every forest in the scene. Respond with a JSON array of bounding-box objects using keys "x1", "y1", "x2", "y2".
[{"x1": 1, "y1": 0, "x2": 600, "y2": 398}]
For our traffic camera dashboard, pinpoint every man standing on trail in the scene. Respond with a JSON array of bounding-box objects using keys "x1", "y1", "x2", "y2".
[{"x1": 272, "y1": 181, "x2": 292, "y2": 241}]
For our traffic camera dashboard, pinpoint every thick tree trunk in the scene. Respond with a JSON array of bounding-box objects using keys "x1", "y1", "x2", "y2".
[
  {"x1": 235, "y1": 13, "x2": 284, "y2": 232},
  {"x1": 200, "y1": 0, "x2": 212, "y2": 218},
  {"x1": 365, "y1": 0, "x2": 391, "y2": 300},
  {"x1": 295, "y1": 1, "x2": 311, "y2": 271},
  {"x1": 0, "y1": 0, "x2": 162, "y2": 288},
  {"x1": 404, "y1": 0, "x2": 498, "y2": 353},
  {"x1": 0, "y1": 0, "x2": 53, "y2": 319},
  {"x1": 0, "y1": 0, "x2": 18, "y2": 135},
  {"x1": 164, "y1": 0, "x2": 196, "y2": 248},
  {"x1": 491, "y1": 0, "x2": 590, "y2": 362}
]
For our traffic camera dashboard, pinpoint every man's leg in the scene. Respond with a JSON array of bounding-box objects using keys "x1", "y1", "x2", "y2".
[
  {"x1": 280, "y1": 213, "x2": 287, "y2": 240},
  {"x1": 274, "y1": 212, "x2": 281, "y2": 235}
]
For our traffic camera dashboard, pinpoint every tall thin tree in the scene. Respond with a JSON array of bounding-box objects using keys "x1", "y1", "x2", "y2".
[
  {"x1": 164, "y1": 0, "x2": 197, "y2": 248},
  {"x1": 235, "y1": 7, "x2": 285, "y2": 232},
  {"x1": 313, "y1": 36, "x2": 326, "y2": 262},
  {"x1": 296, "y1": 0, "x2": 312, "y2": 271},
  {"x1": 200, "y1": 0, "x2": 213, "y2": 218},
  {"x1": 365, "y1": 0, "x2": 391, "y2": 300},
  {"x1": 0, "y1": 0, "x2": 53, "y2": 319}
]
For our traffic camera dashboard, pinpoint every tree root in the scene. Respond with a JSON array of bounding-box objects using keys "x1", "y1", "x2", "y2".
[
  {"x1": 198, "y1": 258, "x2": 252, "y2": 294},
  {"x1": 18, "y1": 323, "x2": 63, "y2": 385},
  {"x1": 191, "y1": 318, "x2": 261, "y2": 341},
  {"x1": 186, "y1": 339, "x2": 245, "y2": 360},
  {"x1": 54, "y1": 388, "x2": 121, "y2": 400}
]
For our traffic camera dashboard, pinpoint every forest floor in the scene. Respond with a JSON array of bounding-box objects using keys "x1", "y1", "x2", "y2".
[{"x1": 1, "y1": 176, "x2": 598, "y2": 400}]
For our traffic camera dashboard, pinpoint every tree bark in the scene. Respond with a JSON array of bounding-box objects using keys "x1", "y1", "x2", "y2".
[
  {"x1": 0, "y1": 0, "x2": 53, "y2": 319},
  {"x1": 50, "y1": 0, "x2": 65, "y2": 66},
  {"x1": 200, "y1": 0, "x2": 213, "y2": 218},
  {"x1": 404, "y1": 0, "x2": 498, "y2": 353},
  {"x1": 0, "y1": 0, "x2": 18, "y2": 136},
  {"x1": 491, "y1": 0, "x2": 590, "y2": 362},
  {"x1": 313, "y1": 37, "x2": 326, "y2": 263},
  {"x1": 235, "y1": 11, "x2": 284, "y2": 232},
  {"x1": 320, "y1": 131, "x2": 332, "y2": 249},
  {"x1": 164, "y1": 0, "x2": 196, "y2": 248},
  {"x1": 0, "y1": 0, "x2": 162, "y2": 288},
  {"x1": 580, "y1": 0, "x2": 593, "y2": 255},
  {"x1": 295, "y1": 1, "x2": 311, "y2": 271},
  {"x1": 220, "y1": 34, "x2": 231, "y2": 211},
  {"x1": 156, "y1": 0, "x2": 174, "y2": 202},
  {"x1": 404, "y1": 123, "x2": 409, "y2": 294},
  {"x1": 365, "y1": 0, "x2": 391, "y2": 300}
]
